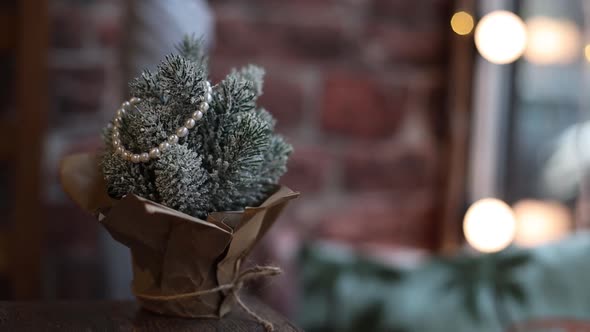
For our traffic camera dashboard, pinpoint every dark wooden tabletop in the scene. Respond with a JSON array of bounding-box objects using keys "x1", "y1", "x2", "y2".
[{"x1": 0, "y1": 297, "x2": 303, "y2": 332}]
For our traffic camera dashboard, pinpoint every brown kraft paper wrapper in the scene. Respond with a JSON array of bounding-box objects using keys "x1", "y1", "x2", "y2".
[{"x1": 60, "y1": 152, "x2": 299, "y2": 318}]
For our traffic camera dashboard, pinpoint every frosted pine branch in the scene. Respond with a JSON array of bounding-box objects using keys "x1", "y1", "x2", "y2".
[{"x1": 101, "y1": 37, "x2": 291, "y2": 218}]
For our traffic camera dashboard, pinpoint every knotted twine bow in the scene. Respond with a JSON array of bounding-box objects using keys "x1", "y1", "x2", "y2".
[{"x1": 134, "y1": 266, "x2": 282, "y2": 332}]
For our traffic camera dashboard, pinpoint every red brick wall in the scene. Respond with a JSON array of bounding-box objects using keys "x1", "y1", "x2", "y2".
[
  {"x1": 43, "y1": 0, "x2": 124, "y2": 299},
  {"x1": 35, "y1": 0, "x2": 452, "y2": 301},
  {"x1": 209, "y1": 0, "x2": 452, "y2": 250}
]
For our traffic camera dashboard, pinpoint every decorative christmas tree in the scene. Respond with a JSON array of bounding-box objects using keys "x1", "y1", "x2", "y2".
[
  {"x1": 101, "y1": 36, "x2": 292, "y2": 218},
  {"x1": 60, "y1": 36, "x2": 299, "y2": 328}
]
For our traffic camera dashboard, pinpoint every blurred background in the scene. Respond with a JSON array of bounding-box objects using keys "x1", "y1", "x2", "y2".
[{"x1": 3, "y1": 0, "x2": 590, "y2": 331}]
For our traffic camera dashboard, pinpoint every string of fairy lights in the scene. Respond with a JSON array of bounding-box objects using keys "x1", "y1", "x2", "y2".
[
  {"x1": 451, "y1": 10, "x2": 577, "y2": 253},
  {"x1": 451, "y1": 10, "x2": 588, "y2": 65}
]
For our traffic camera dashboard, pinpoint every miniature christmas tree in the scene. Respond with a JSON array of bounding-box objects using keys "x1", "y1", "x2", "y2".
[
  {"x1": 101, "y1": 36, "x2": 292, "y2": 218},
  {"x1": 61, "y1": 36, "x2": 299, "y2": 327}
]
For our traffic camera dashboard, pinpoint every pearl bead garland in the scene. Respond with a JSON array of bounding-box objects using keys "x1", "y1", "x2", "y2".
[{"x1": 111, "y1": 81, "x2": 212, "y2": 163}]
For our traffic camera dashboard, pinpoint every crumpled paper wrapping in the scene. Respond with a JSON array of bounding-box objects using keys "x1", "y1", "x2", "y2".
[{"x1": 60, "y1": 152, "x2": 299, "y2": 318}]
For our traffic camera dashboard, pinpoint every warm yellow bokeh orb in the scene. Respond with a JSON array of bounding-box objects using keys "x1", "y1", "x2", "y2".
[
  {"x1": 584, "y1": 44, "x2": 590, "y2": 62},
  {"x1": 475, "y1": 11, "x2": 527, "y2": 64},
  {"x1": 525, "y1": 17, "x2": 581, "y2": 65},
  {"x1": 463, "y1": 198, "x2": 516, "y2": 253},
  {"x1": 513, "y1": 200, "x2": 571, "y2": 247},
  {"x1": 451, "y1": 11, "x2": 474, "y2": 35}
]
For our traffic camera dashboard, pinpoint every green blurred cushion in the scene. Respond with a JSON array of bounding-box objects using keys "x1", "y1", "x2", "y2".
[{"x1": 297, "y1": 234, "x2": 590, "y2": 332}]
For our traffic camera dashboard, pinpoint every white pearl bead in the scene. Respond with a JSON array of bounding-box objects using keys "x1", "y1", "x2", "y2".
[
  {"x1": 114, "y1": 87, "x2": 220, "y2": 164},
  {"x1": 149, "y1": 147, "x2": 161, "y2": 159},
  {"x1": 185, "y1": 118, "x2": 196, "y2": 129},
  {"x1": 159, "y1": 142, "x2": 170, "y2": 151},
  {"x1": 176, "y1": 127, "x2": 189, "y2": 138},
  {"x1": 192, "y1": 111, "x2": 203, "y2": 120},
  {"x1": 168, "y1": 135, "x2": 179, "y2": 144}
]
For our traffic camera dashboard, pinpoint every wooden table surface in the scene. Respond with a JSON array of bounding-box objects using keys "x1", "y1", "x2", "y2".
[{"x1": 0, "y1": 297, "x2": 302, "y2": 332}]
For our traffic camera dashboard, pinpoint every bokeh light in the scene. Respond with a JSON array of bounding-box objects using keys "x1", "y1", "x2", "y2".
[
  {"x1": 525, "y1": 17, "x2": 581, "y2": 65},
  {"x1": 585, "y1": 44, "x2": 590, "y2": 62},
  {"x1": 451, "y1": 11, "x2": 474, "y2": 36},
  {"x1": 475, "y1": 10, "x2": 527, "y2": 64},
  {"x1": 513, "y1": 200, "x2": 571, "y2": 247},
  {"x1": 463, "y1": 198, "x2": 516, "y2": 253}
]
